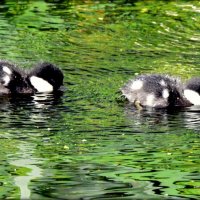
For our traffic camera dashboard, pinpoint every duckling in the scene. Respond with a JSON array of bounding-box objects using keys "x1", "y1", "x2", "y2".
[
  {"x1": 184, "y1": 77, "x2": 200, "y2": 105},
  {"x1": 121, "y1": 74, "x2": 191, "y2": 108},
  {"x1": 0, "y1": 60, "x2": 32, "y2": 94},
  {"x1": 28, "y1": 62, "x2": 64, "y2": 93},
  {"x1": 0, "y1": 61, "x2": 64, "y2": 95}
]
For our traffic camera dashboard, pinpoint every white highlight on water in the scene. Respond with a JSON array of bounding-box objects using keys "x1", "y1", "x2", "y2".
[{"x1": 9, "y1": 142, "x2": 43, "y2": 200}]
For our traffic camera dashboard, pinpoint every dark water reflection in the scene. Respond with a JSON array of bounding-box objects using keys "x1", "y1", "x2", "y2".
[
  {"x1": 0, "y1": 0, "x2": 199, "y2": 199},
  {"x1": 124, "y1": 104, "x2": 200, "y2": 132}
]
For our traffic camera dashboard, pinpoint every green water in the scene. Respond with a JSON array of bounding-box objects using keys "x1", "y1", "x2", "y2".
[{"x1": 0, "y1": 0, "x2": 199, "y2": 199}]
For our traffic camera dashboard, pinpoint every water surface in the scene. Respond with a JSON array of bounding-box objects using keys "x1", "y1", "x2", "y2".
[{"x1": 0, "y1": 0, "x2": 199, "y2": 199}]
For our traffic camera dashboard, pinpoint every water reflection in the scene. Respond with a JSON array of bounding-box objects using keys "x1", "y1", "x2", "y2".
[
  {"x1": 183, "y1": 106, "x2": 200, "y2": 130},
  {"x1": 124, "y1": 103, "x2": 200, "y2": 131},
  {"x1": 9, "y1": 142, "x2": 43, "y2": 200},
  {"x1": 0, "y1": 92, "x2": 65, "y2": 133},
  {"x1": 0, "y1": 0, "x2": 199, "y2": 199}
]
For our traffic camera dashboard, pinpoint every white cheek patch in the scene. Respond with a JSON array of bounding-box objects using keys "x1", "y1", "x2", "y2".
[
  {"x1": 131, "y1": 80, "x2": 143, "y2": 90},
  {"x1": 30, "y1": 76, "x2": 53, "y2": 93},
  {"x1": 3, "y1": 66, "x2": 12, "y2": 75},
  {"x1": 146, "y1": 94, "x2": 155, "y2": 106},
  {"x1": 162, "y1": 89, "x2": 169, "y2": 99},
  {"x1": 3, "y1": 75, "x2": 10, "y2": 86},
  {"x1": 159, "y1": 80, "x2": 167, "y2": 86},
  {"x1": 184, "y1": 89, "x2": 200, "y2": 105}
]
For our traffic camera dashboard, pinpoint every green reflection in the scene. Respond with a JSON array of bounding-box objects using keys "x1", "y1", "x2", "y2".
[{"x1": 0, "y1": 0, "x2": 199, "y2": 199}]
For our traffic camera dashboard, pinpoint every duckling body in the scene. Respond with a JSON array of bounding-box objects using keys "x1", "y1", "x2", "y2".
[
  {"x1": 121, "y1": 74, "x2": 190, "y2": 108},
  {"x1": 184, "y1": 77, "x2": 200, "y2": 105},
  {"x1": 0, "y1": 61, "x2": 32, "y2": 94}
]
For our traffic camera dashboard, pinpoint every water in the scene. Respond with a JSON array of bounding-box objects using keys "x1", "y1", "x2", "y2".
[{"x1": 0, "y1": 0, "x2": 199, "y2": 199}]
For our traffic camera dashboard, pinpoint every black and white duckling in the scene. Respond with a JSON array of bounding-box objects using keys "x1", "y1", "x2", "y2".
[
  {"x1": 184, "y1": 77, "x2": 200, "y2": 105},
  {"x1": 121, "y1": 74, "x2": 191, "y2": 108},
  {"x1": 0, "y1": 61, "x2": 32, "y2": 94},
  {"x1": 0, "y1": 61, "x2": 64, "y2": 95},
  {"x1": 28, "y1": 62, "x2": 64, "y2": 93}
]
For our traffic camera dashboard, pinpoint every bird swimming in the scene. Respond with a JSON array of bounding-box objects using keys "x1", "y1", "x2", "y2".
[
  {"x1": 28, "y1": 62, "x2": 64, "y2": 93},
  {"x1": 0, "y1": 60, "x2": 64, "y2": 95},
  {"x1": 121, "y1": 74, "x2": 191, "y2": 109}
]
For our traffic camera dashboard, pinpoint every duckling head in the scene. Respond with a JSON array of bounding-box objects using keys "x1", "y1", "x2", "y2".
[{"x1": 28, "y1": 62, "x2": 64, "y2": 93}]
